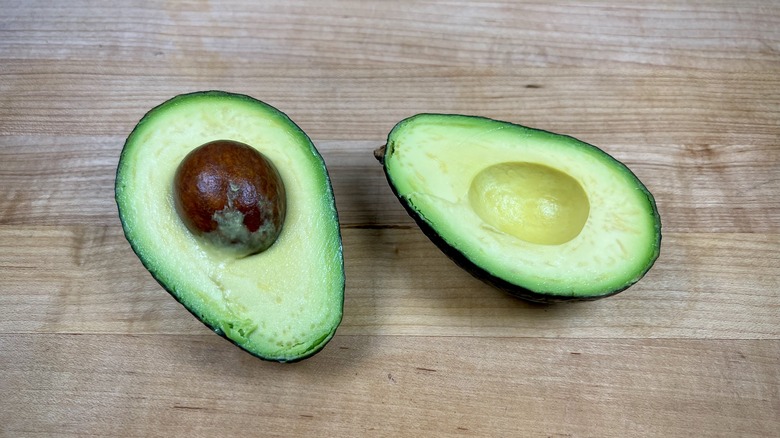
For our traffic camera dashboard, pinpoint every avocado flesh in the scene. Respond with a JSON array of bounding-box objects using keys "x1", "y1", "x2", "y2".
[
  {"x1": 116, "y1": 91, "x2": 344, "y2": 361},
  {"x1": 381, "y1": 114, "x2": 661, "y2": 302}
]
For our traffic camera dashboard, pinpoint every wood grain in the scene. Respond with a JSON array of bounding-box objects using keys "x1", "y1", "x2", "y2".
[
  {"x1": 2, "y1": 335, "x2": 779, "y2": 437},
  {"x1": 3, "y1": 1, "x2": 779, "y2": 69},
  {"x1": 1, "y1": 1, "x2": 779, "y2": 437},
  {"x1": 3, "y1": 64, "x2": 780, "y2": 141}
]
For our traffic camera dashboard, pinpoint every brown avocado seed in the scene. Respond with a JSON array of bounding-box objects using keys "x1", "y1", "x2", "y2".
[{"x1": 173, "y1": 140, "x2": 286, "y2": 256}]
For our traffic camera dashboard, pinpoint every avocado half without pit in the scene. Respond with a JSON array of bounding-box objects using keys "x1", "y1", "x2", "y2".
[
  {"x1": 116, "y1": 91, "x2": 344, "y2": 362},
  {"x1": 376, "y1": 114, "x2": 661, "y2": 302}
]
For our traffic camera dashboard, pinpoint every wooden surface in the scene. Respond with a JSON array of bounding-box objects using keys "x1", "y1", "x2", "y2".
[{"x1": 1, "y1": 1, "x2": 779, "y2": 436}]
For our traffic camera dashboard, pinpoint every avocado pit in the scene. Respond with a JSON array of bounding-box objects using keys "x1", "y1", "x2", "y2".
[{"x1": 173, "y1": 139, "x2": 286, "y2": 256}]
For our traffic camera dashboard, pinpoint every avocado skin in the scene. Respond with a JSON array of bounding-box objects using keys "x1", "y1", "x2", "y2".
[
  {"x1": 116, "y1": 91, "x2": 344, "y2": 362},
  {"x1": 376, "y1": 114, "x2": 661, "y2": 303}
]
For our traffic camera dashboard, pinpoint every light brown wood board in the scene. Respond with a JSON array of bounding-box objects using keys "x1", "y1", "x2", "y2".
[{"x1": 1, "y1": 1, "x2": 779, "y2": 437}]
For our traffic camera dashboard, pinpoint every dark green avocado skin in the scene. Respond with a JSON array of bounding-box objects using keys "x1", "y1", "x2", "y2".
[
  {"x1": 116, "y1": 91, "x2": 344, "y2": 363},
  {"x1": 375, "y1": 115, "x2": 662, "y2": 304}
]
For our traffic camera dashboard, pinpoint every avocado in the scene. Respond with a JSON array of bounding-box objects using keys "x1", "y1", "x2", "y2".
[
  {"x1": 116, "y1": 91, "x2": 344, "y2": 362},
  {"x1": 376, "y1": 114, "x2": 661, "y2": 302}
]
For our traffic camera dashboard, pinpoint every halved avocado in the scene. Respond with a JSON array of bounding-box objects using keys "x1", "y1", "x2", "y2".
[
  {"x1": 377, "y1": 114, "x2": 661, "y2": 302},
  {"x1": 116, "y1": 91, "x2": 344, "y2": 361}
]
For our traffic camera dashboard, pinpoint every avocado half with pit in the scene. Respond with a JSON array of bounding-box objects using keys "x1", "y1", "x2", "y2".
[
  {"x1": 376, "y1": 114, "x2": 661, "y2": 302},
  {"x1": 116, "y1": 91, "x2": 344, "y2": 362}
]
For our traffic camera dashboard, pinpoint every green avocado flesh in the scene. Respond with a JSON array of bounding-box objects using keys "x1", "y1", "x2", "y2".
[
  {"x1": 116, "y1": 91, "x2": 344, "y2": 361},
  {"x1": 380, "y1": 114, "x2": 661, "y2": 302}
]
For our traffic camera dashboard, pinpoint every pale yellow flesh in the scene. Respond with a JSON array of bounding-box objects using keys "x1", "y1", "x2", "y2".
[
  {"x1": 118, "y1": 96, "x2": 342, "y2": 359},
  {"x1": 386, "y1": 116, "x2": 658, "y2": 296},
  {"x1": 468, "y1": 162, "x2": 590, "y2": 246}
]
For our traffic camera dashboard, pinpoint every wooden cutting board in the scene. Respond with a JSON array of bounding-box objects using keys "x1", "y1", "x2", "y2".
[{"x1": 1, "y1": 1, "x2": 778, "y2": 436}]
